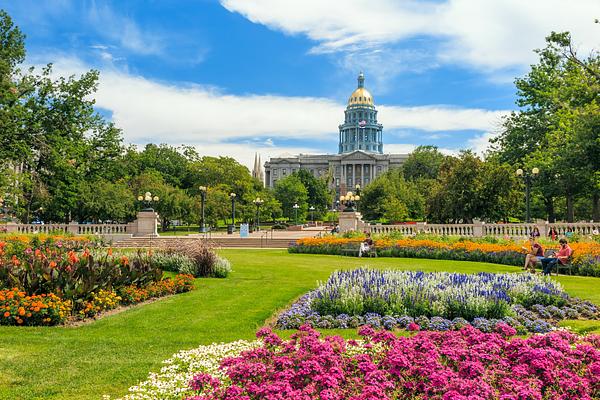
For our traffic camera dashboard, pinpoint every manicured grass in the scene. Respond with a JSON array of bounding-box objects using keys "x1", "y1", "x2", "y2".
[{"x1": 0, "y1": 249, "x2": 598, "y2": 399}]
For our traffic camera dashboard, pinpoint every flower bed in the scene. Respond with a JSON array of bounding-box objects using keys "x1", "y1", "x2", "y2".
[
  {"x1": 0, "y1": 236, "x2": 197, "y2": 325},
  {"x1": 276, "y1": 269, "x2": 600, "y2": 334},
  {"x1": 116, "y1": 326, "x2": 600, "y2": 400},
  {"x1": 290, "y1": 236, "x2": 600, "y2": 277}
]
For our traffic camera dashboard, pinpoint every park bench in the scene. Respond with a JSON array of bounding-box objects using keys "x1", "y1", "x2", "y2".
[
  {"x1": 340, "y1": 243, "x2": 377, "y2": 257},
  {"x1": 540, "y1": 248, "x2": 574, "y2": 276},
  {"x1": 555, "y1": 250, "x2": 574, "y2": 276}
]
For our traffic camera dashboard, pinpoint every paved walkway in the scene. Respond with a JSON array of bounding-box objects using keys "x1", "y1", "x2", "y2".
[{"x1": 184, "y1": 226, "x2": 329, "y2": 240}]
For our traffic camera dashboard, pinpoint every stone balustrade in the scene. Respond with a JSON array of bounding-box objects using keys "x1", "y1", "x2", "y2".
[
  {"x1": 368, "y1": 221, "x2": 600, "y2": 238},
  {"x1": 2, "y1": 211, "x2": 159, "y2": 238}
]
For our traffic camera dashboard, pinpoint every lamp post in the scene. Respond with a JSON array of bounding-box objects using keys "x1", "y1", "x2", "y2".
[
  {"x1": 309, "y1": 205, "x2": 315, "y2": 223},
  {"x1": 355, "y1": 184, "x2": 361, "y2": 212},
  {"x1": 137, "y1": 191, "x2": 159, "y2": 211},
  {"x1": 516, "y1": 167, "x2": 539, "y2": 223},
  {"x1": 253, "y1": 197, "x2": 264, "y2": 231},
  {"x1": 199, "y1": 186, "x2": 207, "y2": 233},
  {"x1": 293, "y1": 203, "x2": 300, "y2": 225},
  {"x1": 340, "y1": 191, "x2": 360, "y2": 212},
  {"x1": 228, "y1": 193, "x2": 237, "y2": 234}
]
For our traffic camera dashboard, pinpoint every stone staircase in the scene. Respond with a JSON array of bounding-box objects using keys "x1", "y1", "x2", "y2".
[{"x1": 110, "y1": 236, "x2": 295, "y2": 249}]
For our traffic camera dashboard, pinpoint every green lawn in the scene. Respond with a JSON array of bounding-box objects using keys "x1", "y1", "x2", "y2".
[{"x1": 0, "y1": 250, "x2": 599, "y2": 399}]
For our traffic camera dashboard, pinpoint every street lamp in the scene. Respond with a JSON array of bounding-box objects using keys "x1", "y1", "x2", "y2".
[
  {"x1": 137, "y1": 191, "x2": 159, "y2": 211},
  {"x1": 309, "y1": 205, "x2": 315, "y2": 223},
  {"x1": 199, "y1": 186, "x2": 207, "y2": 233},
  {"x1": 355, "y1": 184, "x2": 361, "y2": 212},
  {"x1": 516, "y1": 167, "x2": 539, "y2": 223},
  {"x1": 340, "y1": 191, "x2": 360, "y2": 212},
  {"x1": 228, "y1": 193, "x2": 237, "y2": 234},
  {"x1": 293, "y1": 203, "x2": 300, "y2": 225},
  {"x1": 253, "y1": 197, "x2": 264, "y2": 231}
]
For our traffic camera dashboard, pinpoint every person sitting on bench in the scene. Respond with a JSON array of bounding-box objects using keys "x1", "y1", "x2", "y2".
[
  {"x1": 540, "y1": 238, "x2": 572, "y2": 275},
  {"x1": 359, "y1": 233, "x2": 374, "y2": 257},
  {"x1": 522, "y1": 237, "x2": 544, "y2": 273}
]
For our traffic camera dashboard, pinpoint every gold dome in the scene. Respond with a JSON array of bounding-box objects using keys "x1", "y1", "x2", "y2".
[{"x1": 348, "y1": 87, "x2": 374, "y2": 105}]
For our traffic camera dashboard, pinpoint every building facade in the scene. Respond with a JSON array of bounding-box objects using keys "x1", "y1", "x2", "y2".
[{"x1": 264, "y1": 73, "x2": 408, "y2": 197}]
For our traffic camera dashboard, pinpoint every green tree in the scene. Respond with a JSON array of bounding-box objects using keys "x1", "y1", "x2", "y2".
[
  {"x1": 491, "y1": 30, "x2": 600, "y2": 222},
  {"x1": 274, "y1": 175, "x2": 308, "y2": 222},
  {"x1": 77, "y1": 179, "x2": 135, "y2": 223},
  {"x1": 292, "y1": 169, "x2": 332, "y2": 219},
  {"x1": 403, "y1": 145, "x2": 446, "y2": 181},
  {"x1": 428, "y1": 152, "x2": 518, "y2": 223},
  {"x1": 360, "y1": 168, "x2": 424, "y2": 222}
]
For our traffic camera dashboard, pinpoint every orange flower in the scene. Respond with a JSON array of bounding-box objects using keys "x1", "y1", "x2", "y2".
[
  {"x1": 49, "y1": 261, "x2": 57, "y2": 269},
  {"x1": 11, "y1": 255, "x2": 20, "y2": 266},
  {"x1": 67, "y1": 250, "x2": 79, "y2": 264},
  {"x1": 3, "y1": 311, "x2": 10, "y2": 318},
  {"x1": 120, "y1": 256, "x2": 129, "y2": 266},
  {"x1": 107, "y1": 248, "x2": 113, "y2": 256},
  {"x1": 18, "y1": 307, "x2": 25, "y2": 316}
]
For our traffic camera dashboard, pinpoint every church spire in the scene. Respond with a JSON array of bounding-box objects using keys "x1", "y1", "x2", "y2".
[{"x1": 252, "y1": 152, "x2": 264, "y2": 186}]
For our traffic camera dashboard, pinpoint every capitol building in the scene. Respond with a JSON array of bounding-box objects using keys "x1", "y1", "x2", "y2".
[{"x1": 263, "y1": 73, "x2": 408, "y2": 196}]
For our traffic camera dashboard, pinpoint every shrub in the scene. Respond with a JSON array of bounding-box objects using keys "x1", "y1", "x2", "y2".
[
  {"x1": 173, "y1": 241, "x2": 218, "y2": 277},
  {"x1": 151, "y1": 251, "x2": 196, "y2": 273},
  {"x1": 211, "y1": 257, "x2": 231, "y2": 278}
]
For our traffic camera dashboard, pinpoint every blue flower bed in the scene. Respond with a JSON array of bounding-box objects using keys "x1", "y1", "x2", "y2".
[{"x1": 275, "y1": 269, "x2": 599, "y2": 334}]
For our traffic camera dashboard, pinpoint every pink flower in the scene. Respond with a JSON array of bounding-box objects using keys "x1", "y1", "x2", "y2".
[{"x1": 408, "y1": 322, "x2": 420, "y2": 331}]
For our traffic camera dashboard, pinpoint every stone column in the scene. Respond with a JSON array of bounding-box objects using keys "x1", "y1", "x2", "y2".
[{"x1": 134, "y1": 211, "x2": 159, "y2": 237}]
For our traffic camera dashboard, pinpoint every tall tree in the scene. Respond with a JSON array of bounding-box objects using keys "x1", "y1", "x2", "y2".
[
  {"x1": 403, "y1": 145, "x2": 446, "y2": 181},
  {"x1": 360, "y1": 168, "x2": 424, "y2": 222},
  {"x1": 274, "y1": 175, "x2": 308, "y2": 222},
  {"x1": 491, "y1": 30, "x2": 600, "y2": 222}
]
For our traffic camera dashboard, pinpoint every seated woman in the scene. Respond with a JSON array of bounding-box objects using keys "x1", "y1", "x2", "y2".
[
  {"x1": 359, "y1": 233, "x2": 374, "y2": 257},
  {"x1": 521, "y1": 237, "x2": 544, "y2": 273}
]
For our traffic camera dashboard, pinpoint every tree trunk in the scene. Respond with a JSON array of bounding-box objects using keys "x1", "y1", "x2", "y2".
[
  {"x1": 543, "y1": 196, "x2": 555, "y2": 222},
  {"x1": 593, "y1": 192, "x2": 600, "y2": 222},
  {"x1": 566, "y1": 193, "x2": 575, "y2": 222}
]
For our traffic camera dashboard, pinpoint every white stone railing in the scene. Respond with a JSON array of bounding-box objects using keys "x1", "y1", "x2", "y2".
[
  {"x1": 367, "y1": 221, "x2": 600, "y2": 238},
  {"x1": 6, "y1": 223, "x2": 132, "y2": 235},
  {"x1": 2, "y1": 211, "x2": 159, "y2": 237},
  {"x1": 12, "y1": 224, "x2": 71, "y2": 234},
  {"x1": 370, "y1": 224, "x2": 417, "y2": 235},
  {"x1": 76, "y1": 224, "x2": 131, "y2": 235}
]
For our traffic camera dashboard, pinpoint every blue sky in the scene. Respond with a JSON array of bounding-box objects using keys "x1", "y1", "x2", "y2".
[{"x1": 2, "y1": 0, "x2": 598, "y2": 167}]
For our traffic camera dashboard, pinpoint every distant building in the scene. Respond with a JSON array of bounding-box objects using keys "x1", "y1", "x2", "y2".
[
  {"x1": 263, "y1": 73, "x2": 408, "y2": 197},
  {"x1": 252, "y1": 152, "x2": 264, "y2": 184}
]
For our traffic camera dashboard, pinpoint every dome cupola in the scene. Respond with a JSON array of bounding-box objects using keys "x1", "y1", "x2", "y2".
[{"x1": 338, "y1": 72, "x2": 383, "y2": 154}]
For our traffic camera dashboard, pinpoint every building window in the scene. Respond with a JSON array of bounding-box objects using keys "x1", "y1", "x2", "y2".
[
  {"x1": 335, "y1": 166, "x2": 340, "y2": 174},
  {"x1": 335, "y1": 178, "x2": 340, "y2": 186},
  {"x1": 273, "y1": 169, "x2": 278, "y2": 177},
  {"x1": 282, "y1": 169, "x2": 287, "y2": 176}
]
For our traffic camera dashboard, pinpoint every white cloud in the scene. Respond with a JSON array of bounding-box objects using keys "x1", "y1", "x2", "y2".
[
  {"x1": 466, "y1": 131, "x2": 500, "y2": 156},
  {"x1": 221, "y1": 0, "x2": 600, "y2": 71},
  {"x1": 44, "y1": 56, "x2": 507, "y2": 168},
  {"x1": 87, "y1": 2, "x2": 164, "y2": 56},
  {"x1": 385, "y1": 143, "x2": 457, "y2": 156}
]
